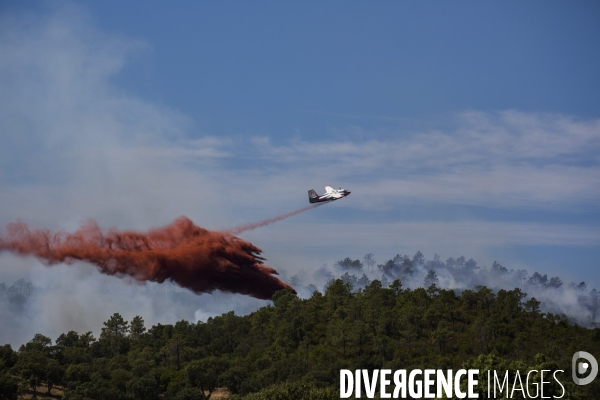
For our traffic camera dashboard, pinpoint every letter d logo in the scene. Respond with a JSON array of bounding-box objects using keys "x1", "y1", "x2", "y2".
[{"x1": 572, "y1": 351, "x2": 598, "y2": 385}]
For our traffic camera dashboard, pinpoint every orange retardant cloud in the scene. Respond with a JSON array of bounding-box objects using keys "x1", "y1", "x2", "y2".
[{"x1": 0, "y1": 217, "x2": 294, "y2": 300}]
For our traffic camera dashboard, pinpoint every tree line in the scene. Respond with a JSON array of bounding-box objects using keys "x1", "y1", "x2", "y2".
[
  {"x1": 1, "y1": 275, "x2": 600, "y2": 399},
  {"x1": 323, "y1": 252, "x2": 599, "y2": 327}
]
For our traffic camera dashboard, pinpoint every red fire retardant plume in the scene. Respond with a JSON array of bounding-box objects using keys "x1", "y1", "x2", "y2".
[
  {"x1": 224, "y1": 204, "x2": 322, "y2": 235},
  {"x1": 0, "y1": 217, "x2": 294, "y2": 300}
]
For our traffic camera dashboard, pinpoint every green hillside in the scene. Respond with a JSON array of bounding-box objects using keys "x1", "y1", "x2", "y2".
[{"x1": 1, "y1": 280, "x2": 599, "y2": 399}]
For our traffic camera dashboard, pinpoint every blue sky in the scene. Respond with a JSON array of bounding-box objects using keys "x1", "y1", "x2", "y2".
[
  {"x1": 0, "y1": 1, "x2": 599, "y2": 339},
  {"x1": 86, "y1": 1, "x2": 600, "y2": 126}
]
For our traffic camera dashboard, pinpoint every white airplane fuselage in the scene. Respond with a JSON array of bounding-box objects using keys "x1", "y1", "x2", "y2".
[{"x1": 308, "y1": 186, "x2": 351, "y2": 203}]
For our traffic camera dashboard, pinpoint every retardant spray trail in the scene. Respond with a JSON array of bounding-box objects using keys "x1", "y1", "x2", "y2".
[
  {"x1": 224, "y1": 203, "x2": 325, "y2": 235},
  {"x1": 0, "y1": 217, "x2": 294, "y2": 300}
]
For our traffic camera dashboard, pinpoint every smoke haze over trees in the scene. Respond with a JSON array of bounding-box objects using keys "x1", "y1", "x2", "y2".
[
  {"x1": 290, "y1": 251, "x2": 600, "y2": 328},
  {"x1": 2, "y1": 250, "x2": 599, "y2": 349}
]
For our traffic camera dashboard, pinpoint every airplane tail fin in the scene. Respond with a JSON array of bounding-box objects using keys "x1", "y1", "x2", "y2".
[{"x1": 308, "y1": 189, "x2": 319, "y2": 203}]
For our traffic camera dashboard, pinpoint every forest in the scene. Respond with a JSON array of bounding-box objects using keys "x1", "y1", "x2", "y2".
[{"x1": 1, "y1": 254, "x2": 600, "y2": 399}]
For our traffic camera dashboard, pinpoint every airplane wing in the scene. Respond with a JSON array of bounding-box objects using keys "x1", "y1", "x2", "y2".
[{"x1": 325, "y1": 186, "x2": 334, "y2": 194}]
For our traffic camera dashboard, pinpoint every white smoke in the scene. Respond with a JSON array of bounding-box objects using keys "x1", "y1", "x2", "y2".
[
  {"x1": 291, "y1": 252, "x2": 599, "y2": 327},
  {"x1": 0, "y1": 259, "x2": 269, "y2": 346}
]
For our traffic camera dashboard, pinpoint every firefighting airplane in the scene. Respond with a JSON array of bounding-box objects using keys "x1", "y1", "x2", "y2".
[{"x1": 308, "y1": 186, "x2": 351, "y2": 203}]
